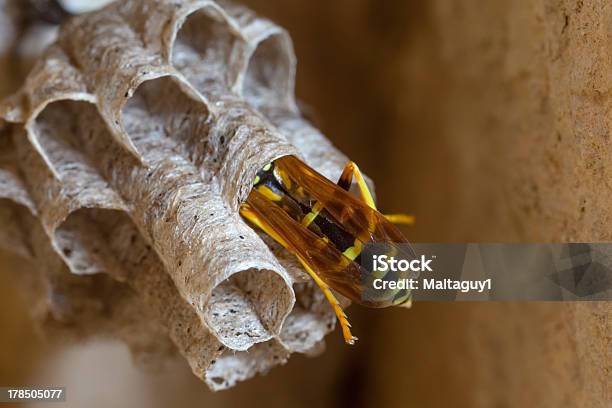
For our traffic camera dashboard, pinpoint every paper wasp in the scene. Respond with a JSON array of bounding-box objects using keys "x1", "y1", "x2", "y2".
[{"x1": 240, "y1": 155, "x2": 415, "y2": 344}]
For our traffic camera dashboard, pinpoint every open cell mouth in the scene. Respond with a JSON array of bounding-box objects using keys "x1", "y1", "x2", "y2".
[
  {"x1": 172, "y1": 5, "x2": 243, "y2": 92},
  {"x1": 206, "y1": 267, "x2": 294, "y2": 350},
  {"x1": 243, "y1": 33, "x2": 294, "y2": 108}
]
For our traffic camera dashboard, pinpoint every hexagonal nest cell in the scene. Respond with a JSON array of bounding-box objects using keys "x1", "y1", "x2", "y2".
[{"x1": 0, "y1": 0, "x2": 354, "y2": 390}]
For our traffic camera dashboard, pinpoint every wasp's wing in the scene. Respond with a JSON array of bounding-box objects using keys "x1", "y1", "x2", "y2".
[
  {"x1": 275, "y1": 156, "x2": 415, "y2": 255},
  {"x1": 241, "y1": 189, "x2": 365, "y2": 303}
]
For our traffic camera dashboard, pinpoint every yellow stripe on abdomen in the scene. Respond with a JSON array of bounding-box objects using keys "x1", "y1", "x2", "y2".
[{"x1": 342, "y1": 239, "x2": 363, "y2": 261}]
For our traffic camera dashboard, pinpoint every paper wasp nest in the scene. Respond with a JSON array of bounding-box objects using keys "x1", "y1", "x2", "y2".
[{"x1": 0, "y1": 0, "x2": 355, "y2": 390}]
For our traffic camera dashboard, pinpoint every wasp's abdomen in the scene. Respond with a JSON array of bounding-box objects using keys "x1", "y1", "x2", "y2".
[
  {"x1": 250, "y1": 157, "x2": 413, "y2": 308},
  {"x1": 253, "y1": 162, "x2": 358, "y2": 254}
]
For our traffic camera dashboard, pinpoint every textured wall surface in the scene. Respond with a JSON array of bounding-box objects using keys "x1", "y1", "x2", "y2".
[{"x1": 239, "y1": 1, "x2": 611, "y2": 407}]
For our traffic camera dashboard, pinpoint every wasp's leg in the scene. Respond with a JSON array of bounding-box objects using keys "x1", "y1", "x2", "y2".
[
  {"x1": 384, "y1": 214, "x2": 415, "y2": 225},
  {"x1": 241, "y1": 203, "x2": 358, "y2": 345},
  {"x1": 296, "y1": 258, "x2": 358, "y2": 345},
  {"x1": 338, "y1": 162, "x2": 415, "y2": 225},
  {"x1": 240, "y1": 203, "x2": 289, "y2": 247},
  {"x1": 303, "y1": 160, "x2": 379, "y2": 226},
  {"x1": 337, "y1": 161, "x2": 377, "y2": 209}
]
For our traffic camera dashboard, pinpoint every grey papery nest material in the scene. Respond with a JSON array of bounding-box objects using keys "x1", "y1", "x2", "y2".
[{"x1": 0, "y1": 0, "x2": 367, "y2": 390}]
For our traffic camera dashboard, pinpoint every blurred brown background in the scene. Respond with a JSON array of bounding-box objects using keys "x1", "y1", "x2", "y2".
[{"x1": 1, "y1": 0, "x2": 610, "y2": 407}]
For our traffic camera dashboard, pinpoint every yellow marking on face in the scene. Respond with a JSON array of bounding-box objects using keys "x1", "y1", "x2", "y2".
[
  {"x1": 342, "y1": 239, "x2": 363, "y2": 261},
  {"x1": 253, "y1": 175, "x2": 261, "y2": 185},
  {"x1": 262, "y1": 163, "x2": 272, "y2": 172},
  {"x1": 398, "y1": 299, "x2": 413, "y2": 308},
  {"x1": 257, "y1": 185, "x2": 282, "y2": 201},
  {"x1": 393, "y1": 291, "x2": 412, "y2": 306}
]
